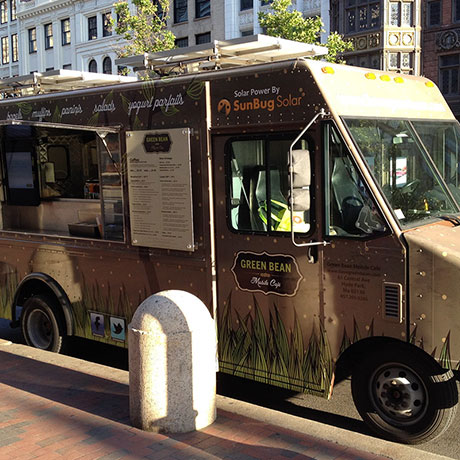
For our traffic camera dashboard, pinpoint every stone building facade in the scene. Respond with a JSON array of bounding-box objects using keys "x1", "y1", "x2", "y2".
[
  {"x1": 0, "y1": 0, "x2": 18, "y2": 79},
  {"x1": 422, "y1": 0, "x2": 460, "y2": 117},
  {"x1": 331, "y1": 0, "x2": 422, "y2": 74},
  {"x1": 0, "y1": 0, "x2": 329, "y2": 78}
]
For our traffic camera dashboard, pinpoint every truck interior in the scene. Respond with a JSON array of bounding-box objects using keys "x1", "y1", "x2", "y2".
[
  {"x1": 343, "y1": 118, "x2": 460, "y2": 228},
  {"x1": 0, "y1": 123, "x2": 124, "y2": 241},
  {"x1": 227, "y1": 135, "x2": 311, "y2": 234},
  {"x1": 325, "y1": 123, "x2": 387, "y2": 237}
]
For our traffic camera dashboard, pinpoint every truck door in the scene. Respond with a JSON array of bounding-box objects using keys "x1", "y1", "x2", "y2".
[
  {"x1": 321, "y1": 122, "x2": 407, "y2": 355},
  {"x1": 212, "y1": 132, "x2": 331, "y2": 396}
]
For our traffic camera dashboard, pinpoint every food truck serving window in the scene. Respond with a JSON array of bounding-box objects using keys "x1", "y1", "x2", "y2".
[
  {"x1": 227, "y1": 134, "x2": 312, "y2": 234},
  {"x1": 0, "y1": 124, "x2": 124, "y2": 241}
]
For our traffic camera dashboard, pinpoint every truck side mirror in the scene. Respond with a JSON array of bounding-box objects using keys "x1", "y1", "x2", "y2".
[{"x1": 290, "y1": 149, "x2": 311, "y2": 211}]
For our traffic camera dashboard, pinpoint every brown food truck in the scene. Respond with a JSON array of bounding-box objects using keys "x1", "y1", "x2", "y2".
[{"x1": 0, "y1": 35, "x2": 459, "y2": 443}]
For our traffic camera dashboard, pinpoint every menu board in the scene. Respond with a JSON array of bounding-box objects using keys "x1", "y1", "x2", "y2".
[{"x1": 126, "y1": 128, "x2": 194, "y2": 251}]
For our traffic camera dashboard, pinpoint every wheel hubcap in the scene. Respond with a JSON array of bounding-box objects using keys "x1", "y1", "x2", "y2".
[
  {"x1": 27, "y1": 309, "x2": 53, "y2": 349},
  {"x1": 371, "y1": 365, "x2": 427, "y2": 425}
]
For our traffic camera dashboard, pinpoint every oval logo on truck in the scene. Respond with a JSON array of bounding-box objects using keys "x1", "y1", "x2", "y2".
[
  {"x1": 231, "y1": 251, "x2": 303, "y2": 296},
  {"x1": 143, "y1": 133, "x2": 172, "y2": 153}
]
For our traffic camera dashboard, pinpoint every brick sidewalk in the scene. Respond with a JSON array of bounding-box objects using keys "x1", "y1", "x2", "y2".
[{"x1": 0, "y1": 347, "x2": 389, "y2": 460}]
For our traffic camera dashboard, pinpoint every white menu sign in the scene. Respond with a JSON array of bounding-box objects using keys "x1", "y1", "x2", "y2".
[{"x1": 126, "y1": 128, "x2": 194, "y2": 251}]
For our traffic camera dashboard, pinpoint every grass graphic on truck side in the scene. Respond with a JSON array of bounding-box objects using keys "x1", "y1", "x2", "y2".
[
  {"x1": 0, "y1": 268, "x2": 17, "y2": 321},
  {"x1": 218, "y1": 292, "x2": 333, "y2": 396}
]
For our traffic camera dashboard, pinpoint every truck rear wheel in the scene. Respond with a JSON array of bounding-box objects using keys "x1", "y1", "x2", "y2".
[
  {"x1": 21, "y1": 295, "x2": 66, "y2": 353},
  {"x1": 351, "y1": 346, "x2": 458, "y2": 444}
]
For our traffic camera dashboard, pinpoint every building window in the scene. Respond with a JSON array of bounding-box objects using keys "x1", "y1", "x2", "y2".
[
  {"x1": 196, "y1": 0, "x2": 210, "y2": 18},
  {"x1": 103, "y1": 56, "x2": 112, "y2": 74},
  {"x1": 174, "y1": 0, "x2": 187, "y2": 23},
  {"x1": 44, "y1": 23, "x2": 53, "y2": 49},
  {"x1": 387, "y1": 51, "x2": 415, "y2": 75},
  {"x1": 241, "y1": 0, "x2": 253, "y2": 10},
  {"x1": 401, "y1": 2, "x2": 411, "y2": 26},
  {"x1": 401, "y1": 52, "x2": 412, "y2": 69},
  {"x1": 103, "y1": 12, "x2": 112, "y2": 37},
  {"x1": 1, "y1": 36, "x2": 8, "y2": 64},
  {"x1": 196, "y1": 32, "x2": 211, "y2": 44},
  {"x1": 388, "y1": 52, "x2": 398, "y2": 69},
  {"x1": 389, "y1": 1, "x2": 412, "y2": 27},
  {"x1": 153, "y1": 0, "x2": 166, "y2": 18},
  {"x1": 88, "y1": 16, "x2": 97, "y2": 40},
  {"x1": 242, "y1": 29, "x2": 254, "y2": 36},
  {"x1": 427, "y1": 0, "x2": 441, "y2": 27},
  {"x1": 29, "y1": 28, "x2": 37, "y2": 54},
  {"x1": 61, "y1": 18, "x2": 71, "y2": 45},
  {"x1": 88, "y1": 59, "x2": 97, "y2": 72},
  {"x1": 347, "y1": 52, "x2": 380, "y2": 69},
  {"x1": 117, "y1": 65, "x2": 127, "y2": 75},
  {"x1": 9, "y1": 0, "x2": 15, "y2": 21},
  {"x1": 389, "y1": 2, "x2": 399, "y2": 26},
  {"x1": 175, "y1": 37, "x2": 189, "y2": 47},
  {"x1": 0, "y1": 1, "x2": 7, "y2": 24},
  {"x1": 11, "y1": 33, "x2": 17, "y2": 62},
  {"x1": 454, "y1": 0, "x2": 460, "y2": 22},
  {"x1": 63, "y1": 63, "x2": 72, "y2": 69},
  {"x1": 345, "y1": 0, "x2": 380, "y2": 33},
  {"x1": 440, "y1": 54, "x2": 459, "y2": 95}
]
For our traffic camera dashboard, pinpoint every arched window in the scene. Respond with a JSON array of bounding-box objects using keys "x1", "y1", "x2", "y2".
[
  {"x1": 102, "y1": 56, "x2": 112, "y2": 74},
  {"x1": 88, "y1": 59, "x2": 97, "y2": 73}
]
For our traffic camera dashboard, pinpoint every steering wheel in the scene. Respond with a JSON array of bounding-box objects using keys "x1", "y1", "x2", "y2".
[
  {"x1": 343, "y1": 196, "x2": 364, "y2": 207},
  {"x1": 400, "y1": 179, "x2": 420, "y2": 194},
  {"x1": 341, "y1": 196, "x2": 365, "y2": 234}
]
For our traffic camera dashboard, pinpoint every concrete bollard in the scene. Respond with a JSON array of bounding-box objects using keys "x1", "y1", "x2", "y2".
[{"x1": 128, "y1": 290, "x2": 217, "y2": 433}]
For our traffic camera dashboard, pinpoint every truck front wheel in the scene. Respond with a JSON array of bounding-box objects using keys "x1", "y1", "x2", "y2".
[
  {"x1": 351, "y1": 346, "x2": 458, "y2": 444},
  {"x1": 21, "y1": 295, "x2": 66, "y2": 353}
]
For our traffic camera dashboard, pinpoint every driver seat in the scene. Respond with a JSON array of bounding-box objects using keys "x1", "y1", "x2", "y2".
[{"x1": 331, "y1": 158, "x2": 364, "y2": 233}]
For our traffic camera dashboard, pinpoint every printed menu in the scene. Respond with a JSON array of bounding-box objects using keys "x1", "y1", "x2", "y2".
[{"x1": 127, "y1": 128, "x2": 194, "y2": 251}]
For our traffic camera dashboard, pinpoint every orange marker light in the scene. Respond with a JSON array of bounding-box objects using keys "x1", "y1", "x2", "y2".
[
  {"x1": 365, "y1": 72, "x2": 376, "y2": 80},
  {"x1": 394, "y1": 77, "x2": 404, "y2": 83},
  {"x1": 321, "y1": 66, "x2": 335, "y2": 74},
  {"x1": 380, "y1": 75, "x2": 391, "y2": 82},
  {"x1": 425, "y1": 81, "x2": 434, "y2": 88}
]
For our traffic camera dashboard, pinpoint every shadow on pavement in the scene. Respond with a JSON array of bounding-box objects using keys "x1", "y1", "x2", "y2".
[
  {"x1": 217, "y1": 373, "x2": 371, "y2": 437},
  {"x1": 0, "y1": 349, "x2": 360, "y2": 459}
]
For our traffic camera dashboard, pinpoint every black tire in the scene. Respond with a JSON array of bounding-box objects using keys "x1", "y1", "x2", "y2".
[
  {"x1": 351, "y1": 345, "x2": 458, "y2": 444},
  {"x1": 21, "y1": 295, "x2": 66, "y2": 353}
]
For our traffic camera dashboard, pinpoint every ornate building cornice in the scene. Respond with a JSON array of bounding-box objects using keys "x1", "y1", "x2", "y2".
[{"x1": 18, "y1": 0, "x2": 76, "y2": 19}]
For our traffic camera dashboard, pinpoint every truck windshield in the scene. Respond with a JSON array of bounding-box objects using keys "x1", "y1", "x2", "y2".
[{"x1": 343, "y1": 118, "x2": 460, "y2": 229}]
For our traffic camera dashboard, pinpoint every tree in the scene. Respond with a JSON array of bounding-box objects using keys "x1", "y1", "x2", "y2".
[
  {"x1": 258, "y1": 0, "x2": 353, "y2": 63},
  {"x1": 113, "y1": 0, "x2": 175, "y2": 58}
]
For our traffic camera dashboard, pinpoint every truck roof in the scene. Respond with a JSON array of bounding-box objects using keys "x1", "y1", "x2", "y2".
[{"x1": 305, "y1": 60, "x2": 455, "y2": 121}]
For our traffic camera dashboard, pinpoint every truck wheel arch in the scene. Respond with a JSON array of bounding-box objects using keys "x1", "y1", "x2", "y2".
[
  {"x1": 335, "y1": 336, "x2": 438, "y2": 381},
  {"x1": 12, "y1": 273, "x2": 74, "y2": 336}
]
